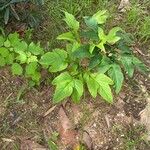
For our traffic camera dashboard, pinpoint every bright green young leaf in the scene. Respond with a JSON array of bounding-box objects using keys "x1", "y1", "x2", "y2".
[
  {"x1": 4, "y1": 39, "x2": 11, "y2": 47},
  {"x1": 8, "y1": 32, "x2": 20, "y2": 46},
  {"x1": 52, "y1": 72, "x2": 83, "y2": 103},
  {"x1": 31, "y1": 72, "x2": 41, "y2": 83},
  {"x1": 98, "y1": 83, "x2": 113, "y2": 103},
  {"x1": 27, "y1": 55, "x2": 38, "y2": 64},
  {"x1": 0, "y1": 47, "x2": 9, "y2": 57},
  {"x1": 84, "y1": 73, "x2": 99, "y2": 98},
  {"x1": 28, "y1": 42, "x2": 44, "y2": 55},
  {"x1": 53, "y1": 82, "x2": 73, "y2": 103},
  {"x1": 121, "y1": 55, "x2": 134, "y2": 77},
  {"x1": 25, "y1": 62, "x2": 38, "y2": 75},
  {"x1": 97, "y1": 28, "x2": 107, "y2": 52},
  {"x1": 108, "y1": 64, "x2": 124, "y2": 94},
  {"x1": 16, "y1": 51, "x2": 27, "y2": 64},
  {"x1": 0, "y1": 36, "x2": 5, "y2": 47},
  {"x1": 92, "y1": 10, "x2": 108, "y2": 24},
  {"x1": 107, "y1": 27, "x2": 122, "y2": 44},
  {"x1": 40, "y1": 49, "x2": 68, "y2": 72},
  {"x1": 84, "y1": 72, "x2": 113, "y2": 102},
  {"x1": 57, "y1": 32, "x2": 76, "y2": 42},
  {"x1": 14, "y1": 41, "x2": 28, "y2": 52},
  {"x1": 72, "y1": 79, "x2": 83, "y2": 103},
  {"x1": 5, "y1": 53, "x2": 14, "y2": 65},
  {"x1": 52, "y1": 72, "x2": 72, "y2": 85},
  {"x1": 11, "y1": 63, "x2": 23, "y2": 75},
  {"x1": 64, "y1": 12, "x2": 79, "y2": 31},
  {"x1": 0, "y1": 56, "x2": 6, "y2": 67}
]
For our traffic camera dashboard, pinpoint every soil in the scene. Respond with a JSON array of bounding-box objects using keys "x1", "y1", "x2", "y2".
[{"x1": 0, "y1": 65, "x2": 150, "y2": 150}]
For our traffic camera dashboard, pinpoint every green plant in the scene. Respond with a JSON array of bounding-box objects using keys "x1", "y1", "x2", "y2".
[
  {"x1": 0, "y1": 0, "x2": 44, "y2": 25},
  {"x1": 0, "y1": 10, "x2": 149, "y2": 104},
  {"x1": 40, "y1": 10, "x2": 148, "y2": 104},
  {"x1": 0, "y1": 32, "x2": 44, "y2": 85}
]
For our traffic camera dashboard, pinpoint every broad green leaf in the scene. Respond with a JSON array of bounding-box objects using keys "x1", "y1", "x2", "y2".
[
  {"x1": 88, "y1": 55, "x2": 102, "y2": 70},
  {"x1": 14, "y1": 41, "x2": 28, "y2": 52},
  {"x1": 84, "y1": 16, "x2": 98, "y2": 29},
  {"x1": 28, "y1": 42, "x2": 44, "y2": 55},
  {"x1": 98, "y1": 83, "x2": 113, "y2": 103},
  {"x1": 40, "y1": 49, "x2": 68, "y2": 72},
  {"x1": 52, "y1": 72, "x2": 83, "y2": 103},
  {"x1": 84, "y1": 73, "x2": 99, "y2": 98},
  {"x1": 53, "y1": 81, "x2": 74, "y2": 103},
  {"x1": 0, "y1": 36, "x2": 5, "y2": 47},
  {"x1": 5, "y1": 53, "x2": 14, "y2": 65},
  {"x1": 121, "y1": 55, "x2": 134, "y2": 77},
  {"x1": 52, "y1": 72, "x2": 72, "y2": 85},
  {"x1": 64, "y1": 12, "x2": 79, "y2": 31},
  {"x1": 107, "y1": 27, "x2": 122, "y2": 44},
  {"x1": 84, "y1": 73, "x2": 113, "y2": 102},
  {"x1": 57, "y1": 32, "x2": 76, "y2": 42},
  {"x1": 72, "y1": 79, "x2": 83, "y2": 103},
  {"x1": 81, "y1": 30, "x2": 99, "y2": 41},
  {"x1": 97, "y1": 28, "x2": 107, "y2": 52},
  {"x1": 92, "y1": 10, "x2": 108, "y2": 24},
  {"x1": 0, "y1": 56, "x2": 6, "y2": 66},
  {"x1": 133, "y1": 57, "x2": 149, "y2": 74},
  {"x1": 96, "y1": 73, "x2": 114, "y2": 85},
  {"x1": 108, "y1": 64, "x2": 124, "y2": 94},
  {"x1": 0, "y1": 47, "x2": 9, "y2": 57},
  {"x1": 25, "y1": 62, "x2": 38, "y2": 75},
  {"x1": 8, "y1": 32, "x2": 20, "y2": 46},
  {"x1": 16, "y1": 51, "x2": 27, "y2": 64},
  {"x1": 31, "y1": 72, "x2": 41, "y2": 83},
  {"x1": 11, "y1": 63, "x2": 23, "y2": 75},
  {"x1": 97, "y1": 56, "x2": 112, "y2": 73},
  {"x1": 4, "y1": 39, "x2": 11, "y2": 47},
  {"x1": 117, "y1": 41, "x2": 132, "y2": 54},
  {"x1": 72, "y1": 45, "x2": 91, "y2": 59}
]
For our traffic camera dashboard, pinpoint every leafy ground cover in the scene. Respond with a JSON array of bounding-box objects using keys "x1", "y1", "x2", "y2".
[{"x1": 0, "y1": 0, "x2": 150, "y2": 149}]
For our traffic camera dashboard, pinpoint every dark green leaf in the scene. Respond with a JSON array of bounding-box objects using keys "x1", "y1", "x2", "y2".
[
  {"x1": 121, "y1": 55, "x2": 134, "y2": 77},
  {"x1": 108, "y1": 64, "x2": 124, "y2": 94},
  {"x1": 73, "y1": 45, "x2": 91, "y2": 59}
]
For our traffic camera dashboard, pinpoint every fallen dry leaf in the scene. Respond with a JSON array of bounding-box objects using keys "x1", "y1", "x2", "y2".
[
  {"x1": 20, "y1": 140, "x2": 47, "y2": 150},
  {"x1": 58, "y1": 106, "x2": 78, "y2": 146},
  {"x1": 139, "y1": 97, "x2": 150, "y2": 141},
  {"x1": 43, "y1": 105, "x2": 56, "y2": 117},
  {"x1": 118, "y1": 0, "x2": 130, "y2": 12},
  {"x1": 83, "y1": 131, "x2": 93, "y2": 150}
]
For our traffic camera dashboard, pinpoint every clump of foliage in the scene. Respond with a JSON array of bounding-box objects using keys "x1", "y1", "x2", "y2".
[
  {"x1": 0, "y1": 0, "x2": 44, "y2": 26},
  {"x1": 0, "y1": 32, "x2": 44, "y2": 85},
  {"x1": 46, "y1": 10, "x2": 149, "y2": 103},
  {"x1": 0, "y1": 10, "x2": 149, "y2": 104}
]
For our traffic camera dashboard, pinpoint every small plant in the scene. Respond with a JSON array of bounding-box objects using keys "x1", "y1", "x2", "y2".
[
  {"x1": 0, "y1": 10, "x2": 149, "y2": 104},
  {"x1": 40, "y1": 10, "x2": 149, "y2": 103},
  {"x1": 0, "y1": 32, "x2": 44, "y2": 85}
]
